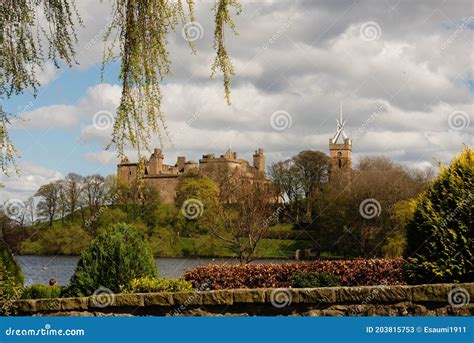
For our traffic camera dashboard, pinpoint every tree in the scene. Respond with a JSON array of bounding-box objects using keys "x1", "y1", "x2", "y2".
[
  {"x1": 269, "y1": 151, "x2": 330, "y2": 224},
  {"x1": 1, "y1": 0, "x2": 241, "y2": 178},
  {"x1": 65, "y1": 173, "x2": 83, "y2": 221},
  {"x1": 213, "y1": 178, "x2": 277, "y2": 263},
  {"x1": 382, "y1": 199, "x2": 416, "y2": 258},
  {"x1": 269, "y1": 159, "x2": 303, "y2": 222},
  {"x1": 35, "y1": 182, "x2": 59, "y2": 226},
  {"x1": 65, "y1": 223, "x2": 157, "y2": 296},
  {"x1": 404, "y1": 147, "x2": 473, "y2": 284},
  {"x1": 292, "y1": 150, "x2": 329, "y2": 223},
  {"x1": 314, "y1": 156, "x2": 432, "y2": 257},
  {"x1": 82, "y1": 174, "x2": 107, "y2": 232},
  {"x1": 175, "y1": 173, "x2": 220, "y2": 237}
]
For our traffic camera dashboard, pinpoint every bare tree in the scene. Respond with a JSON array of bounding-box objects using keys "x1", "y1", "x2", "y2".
[
  {"x1": 65, "y1": 173, "x2": 83, "y2": 222},
  {"x1": 82, "y1": 175, "x2": 106, "y2": 232},
  {"x1": 213, "y1": 180, "x2": 277, "y2": 263},
  {"x1": 35, "y1": 183, "x2": 59, "y2": 227}
]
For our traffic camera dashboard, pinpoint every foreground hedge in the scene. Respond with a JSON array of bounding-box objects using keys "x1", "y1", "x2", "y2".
[{"x1": 184, "y1": 258, "x2": 404, "y2": 290}]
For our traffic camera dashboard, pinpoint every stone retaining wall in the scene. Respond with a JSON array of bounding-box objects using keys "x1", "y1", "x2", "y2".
[{"x1": 12, "y1": 283, "x2": 473, "y2": 316}]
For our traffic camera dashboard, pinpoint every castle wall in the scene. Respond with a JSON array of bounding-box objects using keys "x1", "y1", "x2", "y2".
[{"x1": 143, "y1": 176, "x2": 180, "y2": 203}]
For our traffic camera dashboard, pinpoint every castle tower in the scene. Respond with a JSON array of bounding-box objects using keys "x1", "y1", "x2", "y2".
[
  {"x1": 253, "y1": 148, "x2": 265, "y2": 177},
  {"x1": 148, "y1": 148, "x2": 164, "y2": 175},
  {"x1": 329, "y1": 104, "x2": 352, "y2": 182}
]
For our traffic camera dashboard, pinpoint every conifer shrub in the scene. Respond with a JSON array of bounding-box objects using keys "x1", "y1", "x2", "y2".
[
  {"x1": 22, "y1": 284, "x2": 62, "y2": 299},
  {"x1": 65, "y1": 223, "x2": 157, "y2": 297},
  {"x1": 404, "y1": 147, "x2": 473, "y2": 284},
  {"x1": 291, "y1": 271, "x2": 340, "y2": 288}
]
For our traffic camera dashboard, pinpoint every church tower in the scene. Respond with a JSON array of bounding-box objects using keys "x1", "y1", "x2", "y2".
[{"x1": 329, "y1": 104, "x2": 352, "y2": 182}]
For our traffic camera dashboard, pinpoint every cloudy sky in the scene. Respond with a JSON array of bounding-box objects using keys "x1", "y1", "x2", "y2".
[{"x1": 1, "y1": 0, "x2": 473, "y2": 202}]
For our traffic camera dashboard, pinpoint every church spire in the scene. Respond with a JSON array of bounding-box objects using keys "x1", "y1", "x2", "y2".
[{"x1": 331, "y1": 101, "x2": 349, "y2": 144}]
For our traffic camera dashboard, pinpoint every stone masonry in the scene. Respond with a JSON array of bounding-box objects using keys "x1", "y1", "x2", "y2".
[{"x1": 11, "y1": 283, "x2": 474, "y2": 316}]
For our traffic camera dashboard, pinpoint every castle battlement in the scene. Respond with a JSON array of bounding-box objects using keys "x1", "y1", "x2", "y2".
[{"x1": 117, "y1": 148, "x2": 268, "y2": 203}]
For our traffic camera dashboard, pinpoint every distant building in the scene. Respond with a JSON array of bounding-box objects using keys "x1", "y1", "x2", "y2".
[
  {"x1": 117, "y1": 148, "x2": 269, "y2": 203},
  {"x1": 328, "y1": 106, "x2": 352, "y2": 182}
]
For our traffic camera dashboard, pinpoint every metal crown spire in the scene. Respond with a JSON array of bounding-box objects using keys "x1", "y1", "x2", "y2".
[{"x1": 331, "y1": 102, "x2": 348, "y2": 143}]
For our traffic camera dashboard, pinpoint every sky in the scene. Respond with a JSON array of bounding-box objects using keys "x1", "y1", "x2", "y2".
[{"x1": 1, "y1": 0, "x2": 473, "y2": 202}]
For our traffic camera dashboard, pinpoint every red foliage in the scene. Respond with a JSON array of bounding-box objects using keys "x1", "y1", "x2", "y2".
[{"x1": 184, "y1": 258, "x2": 405, "y2": 290}]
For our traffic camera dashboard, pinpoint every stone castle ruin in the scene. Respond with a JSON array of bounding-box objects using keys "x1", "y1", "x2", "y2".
[{"x1": 117, "y1": 148, "x2": 268, "y2": 203}]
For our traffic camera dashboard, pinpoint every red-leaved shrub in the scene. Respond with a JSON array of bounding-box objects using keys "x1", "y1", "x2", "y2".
[{"x1": 184, "y1": 258, "x2": 405, "y2": 290}]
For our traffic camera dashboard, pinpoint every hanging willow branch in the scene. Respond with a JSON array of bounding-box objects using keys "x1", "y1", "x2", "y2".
[
  {"x1": 104, "y1": 0, "x2": 240, "y2": 158},
  {"x1": 211, "y1": 0, "x2": 241, "y2": 105},
  {"x1": 0, "y1": 0, "x2": 80, "y2": 186},
  {"x1": 0, "y1": 0, "x2": 80, "y2": 96},
  {"x1": 0, "y1": 107, "x2": 17, "y2": 186}
]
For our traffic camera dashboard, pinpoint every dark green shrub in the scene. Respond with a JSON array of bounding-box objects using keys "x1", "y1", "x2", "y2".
[
  {"x1": 65, "y1": 223, "x2": 157, "y2": 297},
  {"x1": 0, "y1": 243, "x2": 24, "y2": 314},
  {"x1": 130, "y1": 277, "x2": 193, "y2": 293},
  {"x1": 404, "y1": 147, "x2": 474, "y2": 284},
  {"x1": 291, "y1": 271, "x2": 340, "y2": 288},
  {"x1": 0, "y1": 242, "x2": 23, "y2": 287},
  {"x1": 22, "y1": 284, "x2": 62, "y2": 299}
]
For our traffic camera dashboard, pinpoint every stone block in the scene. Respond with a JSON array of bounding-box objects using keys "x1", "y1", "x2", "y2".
[
  {"x1": 173, "y1": 291, "x2": 202, "y2": 306},
  {"x1": 298, "y1": 288, "x2": 336, "y2": 303},
  {"x1": 60, "y1": 297, "x2": 89, "y2": 311},
  {"x1": 13, "y1": 300, "x2": 37, "y2": 313},
  {"x1": 144, "y1": 292, "x2": 174, "y2": 306},
  {"x1": 201, "y1": 290, "x2": 233, "y2": 305},
  {"x1": 412, "y1": 283, "x2": 454, "y2": 303},
  {"x1": 112, "y1": 293, "x2": 144, "y2": 307},
  {"x1": 233, "y1": 289, "x2": 266, "y2": 303},
  {"x1": 35, "y1": 298, "x2": 62, "y2": 312}
]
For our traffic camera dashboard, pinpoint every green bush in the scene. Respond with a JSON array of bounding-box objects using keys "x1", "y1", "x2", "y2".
[
  {"x1": 0, "y1": 243, "x2": 24, "y2": 314},
  {"x1": 65, "y1": 223, "x2": 157, "y2": 297},
  {"x1": 0, "y1": 242, "x2": 23, "y2": 287},
  {"x1": 130, "y1": 277, "x2": 193, "y2": 293},
  {"x1": 404, "y1": 147, "x2": 474, "y2": 284},
  {"x1": 291, "y1": 271, "x2": 340, "y2": 288},
  {"x1": 22, "y1": 284, "x2": 62, "y2": 299}
]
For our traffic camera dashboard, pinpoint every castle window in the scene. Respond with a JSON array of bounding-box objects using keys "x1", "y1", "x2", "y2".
[
  {"x1": 129, "y1": 171, "x2": 132, "y2": 175},
  {"x1": 338, "y1": 159, "x2": 342, "y2": 168},
  {"x1": 145, "y1": 168, "x2": 148, "y2": 175}
]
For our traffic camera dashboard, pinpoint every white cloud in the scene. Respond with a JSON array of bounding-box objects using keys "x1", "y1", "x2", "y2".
[{"x1": 0, "y1": 161, "x2": 63, "y2": 203}]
